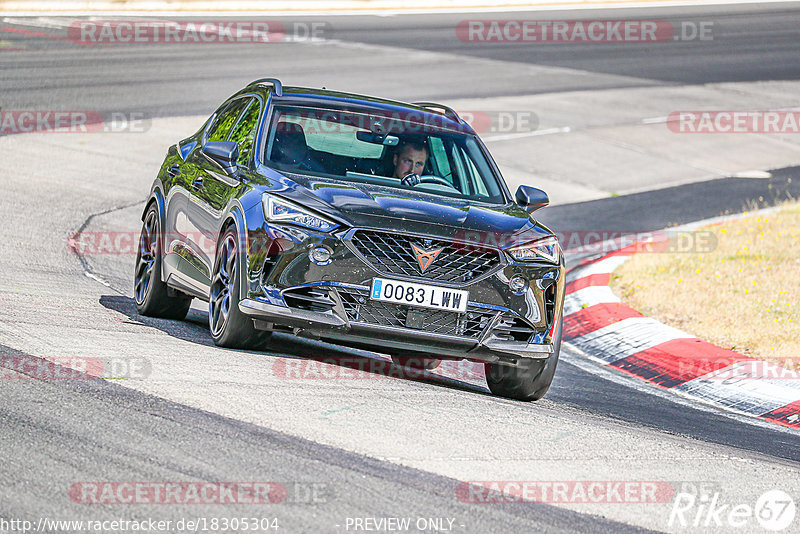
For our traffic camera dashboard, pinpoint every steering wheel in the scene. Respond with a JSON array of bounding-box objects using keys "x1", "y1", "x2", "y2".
[{"x1": 418, "y1": 175, "x2": 458, "y2": 190}]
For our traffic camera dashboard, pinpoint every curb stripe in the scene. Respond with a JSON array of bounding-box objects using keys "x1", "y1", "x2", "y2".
[
  {"x1": 681, "y1": 361, "x2": 800, "y2": 395},
  {"x1": 563, "y1": 286, "x2": 620, "y2": 316},
  {"x1": 568, "y1": 254, "x2": 630, "y2": 280},
  {"x1": 561, "y1": 207, "x2": 799, "y2": 430},
  {"x1": 759, "y1": 401, "x2": 800, "y2": 429},
  {"x1": 569, "y1": 316, "x2": 691, "y2": 364},
  {"x1": 565, "y1": 273, "x2": 610, "y2": 295},
  {"x1": 674, "y1": 371, "x2": 800, "y2": 416},
  {"x1": 563, "y1": 303, "x2": 642, "y2": 341},
  {"x1": 609, "y1": 338, "x2": 753, "y2": 388}
]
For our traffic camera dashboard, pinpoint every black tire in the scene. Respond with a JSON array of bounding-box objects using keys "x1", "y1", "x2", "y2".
[
  {"x1": 209, "y1": 225, "x2": 271, "y2": 349},
  {"x1": 134, "y1": 203, "x2": 192, "y2": 320},
  {"x1": 484, "y1": 317, "x2": 562, "y2": 401},
  {"x1": 391, "y1": 354, "x2": 442, "y2": 371}
]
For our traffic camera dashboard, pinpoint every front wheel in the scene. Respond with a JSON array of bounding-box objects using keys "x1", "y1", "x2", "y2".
[
  {"x1": 209, "y1": 226, "x2": 271, "y2": 349},
  {"x1": 134, "y1": 203, "x2": 192, "y2": 320},
  {"x1": 485, "y1": 317, "x2": 562, "y2": 401}
]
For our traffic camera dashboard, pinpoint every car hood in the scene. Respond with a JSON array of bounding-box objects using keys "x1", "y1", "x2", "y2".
[{"x1": 258, "y1": 168, "x2": 553, "y2": 243}]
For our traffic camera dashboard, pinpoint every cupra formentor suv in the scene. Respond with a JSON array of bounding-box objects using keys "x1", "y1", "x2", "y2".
[{"x1": 134, "y1": 78, "x2": 565, "y2": 400}]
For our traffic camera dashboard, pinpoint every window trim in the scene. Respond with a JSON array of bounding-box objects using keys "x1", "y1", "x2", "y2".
[
  {"x1": 202, "y1": 95, "x2": 254, "y2": 147},
  {"x1": 225, "y1": 94, "x2": 264, "y2": 169}
]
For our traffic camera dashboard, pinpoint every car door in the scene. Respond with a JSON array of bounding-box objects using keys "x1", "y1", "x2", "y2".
[
  {"x1": 182, "y1": 96, "x2": 259, "y2": 293},
  {"x1": 160, "y1": 114, "x2": 214, "y2": 294}
]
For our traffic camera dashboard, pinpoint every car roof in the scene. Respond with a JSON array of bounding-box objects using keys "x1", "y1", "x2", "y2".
[{"x1": 244, "y1": 83, "x2": 475, "y2": 135}]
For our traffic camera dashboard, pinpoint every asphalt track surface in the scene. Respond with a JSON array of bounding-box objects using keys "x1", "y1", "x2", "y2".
[
  {"x1": 2, "y1": 4, "x2": 800, "y2": 533},
  {"x1": 1, "y1": 3, "x2": 800, "y2": 116}
]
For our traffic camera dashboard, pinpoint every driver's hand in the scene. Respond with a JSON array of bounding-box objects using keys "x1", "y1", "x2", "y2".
[{"x1": 401, "y1": 173, "x2": 420, "y2": 186}]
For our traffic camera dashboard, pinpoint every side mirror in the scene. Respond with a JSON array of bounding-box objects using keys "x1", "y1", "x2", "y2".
[
  {"x1": 202, "y1": 141, "x2": 239, "y2": 176},
  {"x1": 515, "y1": 185, "x2": 549, "y2": 213}
]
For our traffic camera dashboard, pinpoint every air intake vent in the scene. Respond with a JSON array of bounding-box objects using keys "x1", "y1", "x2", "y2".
[
  {"x1": 544, "y1": 283, "x2": 557, "y2": 326},
  {"x1": 283, "y1": 287, "x2": 335, "y2": 313},
  {"x1": 260, "y1": 240, "x2": 283, "y2": 286},
  {"x1": 492, "y1": 315, "x2": 535, "y2": 343}
]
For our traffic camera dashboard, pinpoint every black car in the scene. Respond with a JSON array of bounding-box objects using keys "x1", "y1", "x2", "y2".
[{"x1": 134, "y1": 78, "x2": 565, "y2": 401}]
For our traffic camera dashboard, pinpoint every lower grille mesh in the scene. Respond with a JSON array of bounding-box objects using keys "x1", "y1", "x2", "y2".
[{"x1": 336, "y1": 286, "x2": 497, "y2": 339}]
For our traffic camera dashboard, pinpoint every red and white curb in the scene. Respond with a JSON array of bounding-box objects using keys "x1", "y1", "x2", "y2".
[{"x1": 562, "y1": 249, "x2": 800, "y2": 431}]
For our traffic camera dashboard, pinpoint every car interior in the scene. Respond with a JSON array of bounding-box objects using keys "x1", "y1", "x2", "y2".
[{"x1": 269, "y1": 120, "x2": 435, "y2": 179}]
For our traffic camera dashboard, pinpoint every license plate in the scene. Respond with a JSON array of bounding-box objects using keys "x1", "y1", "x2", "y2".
[{"x1": 370, "y1": 278, "x2": 469, "y2": 313}]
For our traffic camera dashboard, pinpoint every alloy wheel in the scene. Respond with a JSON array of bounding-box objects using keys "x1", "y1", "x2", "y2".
[
  {"x1": 210, "y1": 234, "x2": 237, "y2": 337},
  {"x1": 134, "y1": 211, "x2": 157, "y2": 304}
]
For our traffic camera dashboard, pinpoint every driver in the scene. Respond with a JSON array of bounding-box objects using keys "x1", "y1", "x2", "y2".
[{"x1": 392, "y1": 141, "x2": 428, "y2": 185}]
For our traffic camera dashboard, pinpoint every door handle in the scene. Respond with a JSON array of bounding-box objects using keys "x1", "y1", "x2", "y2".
[
  {"x1": 191, "y1": 178, "x2": 204, "y2": 191},
  {"x1": 167, "y1": 165, "x2": 181, "y2": 178}
]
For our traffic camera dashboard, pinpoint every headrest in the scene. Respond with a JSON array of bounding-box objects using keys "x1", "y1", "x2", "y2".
[{"x1": 273, "y1": 122, "x2": 308, "y2": 163}]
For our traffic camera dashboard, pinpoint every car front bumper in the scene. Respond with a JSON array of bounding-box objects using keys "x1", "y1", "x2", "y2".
[
  {"x1": 240, "y1": 222, "x2": 565, "y2": 364},
  {"x1": 239, "y1": 292, "x2": 554, "y2": 364}
]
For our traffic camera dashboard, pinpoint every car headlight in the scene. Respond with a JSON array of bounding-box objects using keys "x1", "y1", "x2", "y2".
[
  {"x1": 262, "y1": 193, "x2": 339, "y2": 233},
  {"x1": 507, "y1": 236, "x2": 561, "y2": 263}
]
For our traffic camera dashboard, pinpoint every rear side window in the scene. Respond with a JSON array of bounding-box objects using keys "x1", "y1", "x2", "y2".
[
  {"x1": 206, "y1": 98, "x2": 251, "y2": 144},
  {"x1": 228, "y1": 99, "x2": 261, "y2": 166}
]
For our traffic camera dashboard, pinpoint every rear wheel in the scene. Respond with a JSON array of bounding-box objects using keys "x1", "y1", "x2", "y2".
[
  {"x1": 391, "y1": 354, "x2": 442, "y2": 371},
  {"x1": 209, "y1": 226, "x2": 271, "y2": 349},
  {"x1": 134, "y1": 204, "x2": 192, "y2": 319},
  {"x1": 485, "y1": 317, "x2": 562, "y2": 401}
]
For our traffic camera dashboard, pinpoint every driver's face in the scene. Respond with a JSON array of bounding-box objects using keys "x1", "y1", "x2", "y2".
[{"x1": 393, "y1": 146, "x2": 428, "y2": 179}]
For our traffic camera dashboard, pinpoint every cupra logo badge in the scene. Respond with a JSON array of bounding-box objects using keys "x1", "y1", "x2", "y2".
[{"x1": 411, "y1": 243, "x2": 444, "y2": 273}]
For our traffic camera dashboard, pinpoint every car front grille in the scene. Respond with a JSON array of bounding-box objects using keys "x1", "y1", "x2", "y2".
[
  {"x1": 347, "y1": 229, "x2": 502, "y2": 284},
  {"x1": 335, "y1": 286, "x2": 528, "y2": 340}
]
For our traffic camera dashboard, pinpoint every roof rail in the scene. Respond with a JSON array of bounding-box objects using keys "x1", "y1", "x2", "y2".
[
  {"x1": 248, "y1": 78, "x2": 283, "y2": 97},
  {"x1": 412, "y1": 101, "x2": 461, "y2": 122}
]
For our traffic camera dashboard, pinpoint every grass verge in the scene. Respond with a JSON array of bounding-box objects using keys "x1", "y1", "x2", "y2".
[{"x1": 610, "y1": 202, "x2": 799, "y2": 369}]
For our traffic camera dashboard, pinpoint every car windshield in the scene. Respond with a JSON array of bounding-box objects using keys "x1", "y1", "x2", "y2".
[{"x1": 262, "y1": 105, "x2": 506, "y2": 203}]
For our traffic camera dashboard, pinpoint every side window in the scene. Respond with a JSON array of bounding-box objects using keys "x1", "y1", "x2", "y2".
[
  {"x1": 206, "y1": 98, "x2": 250, "y2": 144},
  {"x1": 228, "y1": 99, "x2": 261, "y2": 166},
  {"x1": 452, "y1": 139, "x2": 498, "y2": 198},
  {"x1": 465, "y1": 153, "x2": 488, "y2": 196},
  {"x1": 452, "y1": 144, "x2": 482, "y2": 196},
  {"x1": 427, "y1": 137, "x2": 453, "y2": 182}
]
